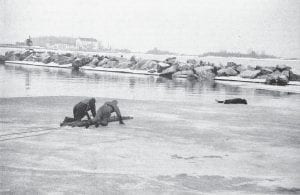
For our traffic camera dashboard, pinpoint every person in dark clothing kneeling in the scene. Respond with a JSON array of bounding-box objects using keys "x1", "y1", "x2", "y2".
[
  {"x1": 92, "y1": 100, "x2": 124, "y2": 127},
  {"x1": 73, "y1": 98, "x2": 96, "y2": 121},
  {"x1": 216, "y1": 98, "x2": 247, "y2": 104}
]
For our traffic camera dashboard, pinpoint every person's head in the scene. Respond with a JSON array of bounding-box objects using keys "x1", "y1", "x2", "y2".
[
  {"x1": 242, "y1": 99, "x2": 247, "y2": 104},
  {"x1": 112, "y1": 100, "x2": 118, "y2": 105}
]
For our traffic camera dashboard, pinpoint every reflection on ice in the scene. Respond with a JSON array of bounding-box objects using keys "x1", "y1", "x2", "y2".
[{"x1": 1, "y1": 64, "x2": 299, "y2": 101}]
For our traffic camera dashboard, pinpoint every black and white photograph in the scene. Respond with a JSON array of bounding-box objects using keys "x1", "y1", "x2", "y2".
[{"x1": 0, "y1": 0, "x2": 299, "y2": 194}]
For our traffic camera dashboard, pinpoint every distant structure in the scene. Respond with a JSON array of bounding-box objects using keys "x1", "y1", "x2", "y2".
[
  {"x1": 146, "y1": 47, "x2": 175, "y2": 55},
  {"x1": 25, "y1": 36, "x2": 33, "y2": 46},
  {"x1": 76, "y1": 38, "x2": 99, "y2": 50}
]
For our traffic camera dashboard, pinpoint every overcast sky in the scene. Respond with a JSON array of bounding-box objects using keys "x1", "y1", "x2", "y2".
[{"x1": 0, "y1": 0, "x2": 299, "y2": 57}]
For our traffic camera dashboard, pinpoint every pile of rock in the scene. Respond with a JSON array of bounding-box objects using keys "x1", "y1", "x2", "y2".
[
  {"x1": 159, "y1": 57, "x2": 217, "y2": 80},
  {"x1": 216, "y1": 62, "x2": 300, "y2": 85},
  {"x1": 264, "y1": 65, "x2": 292, "y2": 85},
  {"x1": 1, "y1": 50, "x2": 299, "y2": 86}
]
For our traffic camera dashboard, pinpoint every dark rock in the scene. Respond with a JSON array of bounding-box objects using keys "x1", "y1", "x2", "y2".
[
  {"x1": 225, "y1": 62, "x2": 244, "y2": 73},
  {"x1": 276, "y1": 64, "x2": 291, "y2": 71},
  {"x1": 255, "y1": 65, "x2": 263, "y2": 70},
  {"x1": 130, "y1": 56, "x2": 137, "y2": 64},
  {"x1": 240, "y1": 70, "x2": 261, "y2": 79},
  {"x1": 103, "y1": 60, "x2": 118, "y2": 68},
  {"x1": 265, "y1": 75, "x2": 277, "y2": 85},
  {"x1": 247, "y1": 65, "x2": 256, "y2": 71},
  {"x1": 214, "y1": 63, "x2": 223, "y2": 71},
  {"x1": 109, "y1": 57, "x2": 119, "y2": 62},
  {"x1": 5, "y1": 51, "x2": 20, "y2": 61},
  {"x1": 217, "y1": 67, "x2": 238, "y2": 76},
  {"x1": 161, "y1": 64, "x2": 178, "y2": 75},
  {"x1": 194, "y1": 66, "x2": 213, "y2": 73},
  {"x1": 97, "y1": 58, "x2": 110, "y2": 67},
  {"x1": 260, "y1": 67, "x2": 273, "y2": 75},
  {"x1": 157, "y1": 62, "x2": 171, "y2": 73},
  {"x1": 64, "y1": 53, "x2": 73, "y2": 57},
  {"x1": 187, "y1": 59, "x2": 197, "y2": 65},
  {"x1": 164, "y1": 57, "x2": 176, "y2": 65},
  {"x1": 281, "y1": 70, "x2": 290, "y2": 79},
  {"x1": 132, "y1": 59, "x2": 158, "y2": 70},
  {"x1": 72, "y1": 58, "x2": 84, "y2": 70},
  {"x1": 272, "y1": 70, "x2": 282, "y2": 77},
  {"x1": 83, "y1": 57, "x2": 92, "y2": 64},
  {"x1": 13, "y1": 53, "x2": 22, "y2": 61},
  {"x1": 87, "y1": 57, "x2": 99, "y2": 66},
  {"x1": 177, "y1": 63, "x2": 191, "y2": 71},
  {"x1": 265, "y1": 73, "x2": 289, "y2": 85},
  {"x1": 0, "y1": 55, "x2": 5, "y2": 63},
  {"x1": 235, "y1": 65, "x2": 247, "y2": 73},
  {"x1": 141, "y1": 60, "x2": 158, "y2": 70},
  {"x1": 225, "y1": 62, "x2": 238, "y2": 68},
  {"x1": 289, "y1": 71, "x2": 300, "y2": 81},
  {"x1": 132, "y1": 59, "x2": 147, "y2": 70},
  {"x1": 54, "y1": 55, "x2": 75, "y2": 65},
  {"x1": 19, "y1": 50, "x2": 33, "y2": 61},
  {"x1": 277, "y1": 75, "x2": 289, "y2": 85},
  {"x1": 116, "y1": 62, "x2": 131, "y2": 69},
  {"x1": 114, "y1": 57, "x2": 131, "y2": 68},
  {"x1": 172, "y1": 70, "x2": 195, "y2": 78},
  {"x1": 268, "y1": 66, "x2": 277, "y2": 72},
  {"x1": 256, "y1": 75, "x2": 269, "y2": 79},
  {"x1": 194, "y1": 66, "x2": 215, "y2": 80},
  {"x1": 72, "y1": 57, "x2": 91, "y2": 69},
  {"x1": 35, "y1": 53, "x2": 51, "y2": 63},
  {"x1": 207, "y1": 62, "x2": 214, "y2": 67},
  {"x1": 23, "y1": 53, "x2": 36, "y2": 61}
]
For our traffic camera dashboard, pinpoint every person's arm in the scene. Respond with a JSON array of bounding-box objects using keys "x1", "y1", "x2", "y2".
[{"x1": 112, "y1": 105, "x2": 124, "y2": 124}]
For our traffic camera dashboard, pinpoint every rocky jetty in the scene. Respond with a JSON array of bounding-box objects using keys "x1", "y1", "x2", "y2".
[{"x1": 1, "y1": 50, "x2": 300, "y2": 86}]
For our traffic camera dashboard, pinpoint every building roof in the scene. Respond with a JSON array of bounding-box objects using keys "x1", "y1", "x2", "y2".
[{"x1": 78, "y1": 38, "x2": 97, "y2": 42}]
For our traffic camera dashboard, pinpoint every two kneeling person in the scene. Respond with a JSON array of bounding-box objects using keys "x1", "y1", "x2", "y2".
[{"x1": 71, "y1": 98, "x2": 124, "y2": 126}]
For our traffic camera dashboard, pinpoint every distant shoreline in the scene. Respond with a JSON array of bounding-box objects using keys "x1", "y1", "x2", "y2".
[
  {"x1": 198, "y1": 51, "x2": 299, "y2": 61},
  {"x1": 201, "y1": 55, "x2": 300, "y2": 61}
]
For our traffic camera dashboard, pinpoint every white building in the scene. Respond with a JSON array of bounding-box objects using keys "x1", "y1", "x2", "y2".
[{"x1": 76, "y1": 38, "x2": 99, "y2": 50}]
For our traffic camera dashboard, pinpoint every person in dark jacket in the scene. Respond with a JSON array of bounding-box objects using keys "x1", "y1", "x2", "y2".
[
  {"x1": 92, "y1": 100, "x2": 124, "y2": 126},
  {"x1": 216, "y1": 98, "x2": 247, "y2": 104},
  {"x1": 73, "y1": 98, "x2": 96, "y2": 121}
]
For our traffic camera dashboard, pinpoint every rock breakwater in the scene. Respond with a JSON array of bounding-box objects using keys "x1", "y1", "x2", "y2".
[{"x1": 2, "y1": 50, "x2": 299, "y2": 85}]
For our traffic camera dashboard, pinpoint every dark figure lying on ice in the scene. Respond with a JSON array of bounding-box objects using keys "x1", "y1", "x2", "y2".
[{"x1": 215, "y1": 98, "x2": 247, "y2": 104}]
